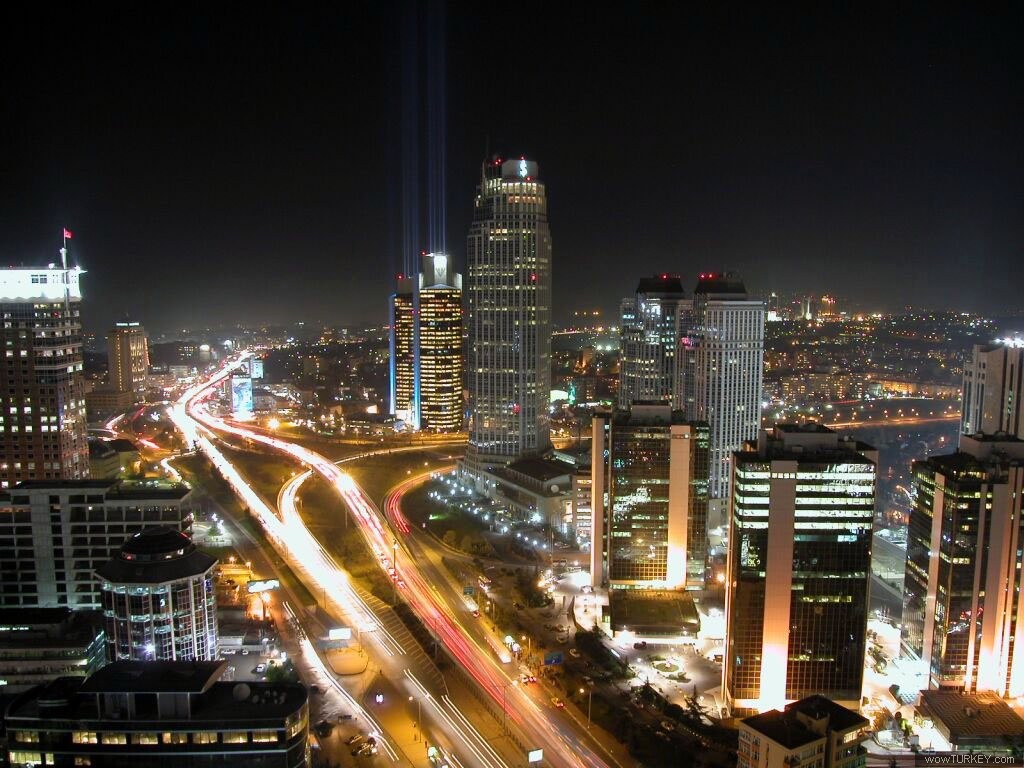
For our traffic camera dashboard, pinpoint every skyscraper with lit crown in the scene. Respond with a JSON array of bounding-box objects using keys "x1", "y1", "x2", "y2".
[
  {"x1": 463, "y1": 156, "x2": 552, "y2": 478},
  {"x1": 1, "y1": 260, "x2": 88, "y2": 488},
  {"x1": 418, "y1": 253, "x2": 463, "y2": 431}
]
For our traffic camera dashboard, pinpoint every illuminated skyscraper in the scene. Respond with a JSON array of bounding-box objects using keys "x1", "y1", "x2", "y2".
[
  {"x1": 901, "y1": 434, "x2": 1024, "y2": 697},
  {"x1": 464, "y1": 156, "x2": 552, "y2": 476},
  {"x1": 418, "y1": 253, "x2": 463, "y2": 432},
  {"x1": 684, "y1": 273, "x2": 765, "y2": 523},
  {"x1": 590, "y1": 403, "x2": 709, "y2": 590},
  {"x1": 389, "y1": 275, "x2": 416, "y2": 424},
  {"x1": 961, "y1": 339, "x2": 1024, "y2": 439},
  {"x1": 1, "y1": 264, "x2": 88, "y2": 488},
  {"x1": 618, "y1": 274, "x2": 689, "y2": 409},
  {"x1": 107, "y1": 318, "x2": 149, "y2": 395},
  {"x1": 389, "y1": 254, "x2": 463, "y2": 432},
  {"x1": 724, "y1": 424, "x2": 876, "y2": 715}
]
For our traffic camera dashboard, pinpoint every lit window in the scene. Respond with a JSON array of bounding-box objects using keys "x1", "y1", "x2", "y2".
[
  {"x1": 132, "y1": 733, "x2": 159, "y2": 745},
  {"x1": 72, "y1": 732, "x2": 98, "y2": 744},
  {"x1": 101, "y1": 733, "x2": 127, "y2": 745},
  {"x1": 222, "y1": 731, "x2": 247, "y2": 744},
  {"x1": 192, "y1": 732, "x2": 218, "y2": 744},
  {"x1": 251, "y1": 730, "x2": 279, "y2": 743},
  {"x1": 161, "y1": 732, "x2": 188, "y2": 745}
]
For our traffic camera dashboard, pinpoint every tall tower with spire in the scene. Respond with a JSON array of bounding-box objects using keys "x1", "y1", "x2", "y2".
[{"x1": 463, "y1": 156, "x2": 552, "y2": 477}]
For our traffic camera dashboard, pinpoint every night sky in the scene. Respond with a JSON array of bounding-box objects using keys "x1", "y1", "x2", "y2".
[{"x1": 1, "y1": 5, "x2": 1020, "y2": 333}]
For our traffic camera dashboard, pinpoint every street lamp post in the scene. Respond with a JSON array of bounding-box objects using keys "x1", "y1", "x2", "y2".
[
  {"x1": 521, "y1": 634, "x2": 532, "y2": 664},
  {"x1": 408, "y1": 696, "x2": 422, "y2": 741},
  {"x1": 580, "y1": 686, "x2": 593, "y2": 728},
  {"x1": 501, "y1": 680, "x2": 518, "y2": 735}
]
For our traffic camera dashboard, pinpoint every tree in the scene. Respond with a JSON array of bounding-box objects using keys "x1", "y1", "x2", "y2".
[{"x1": 442, "y1": 530, "x2": 458, "y2": 548}]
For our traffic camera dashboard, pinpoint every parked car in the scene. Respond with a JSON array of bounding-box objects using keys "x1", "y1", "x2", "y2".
[
  {"x1": 252, "y1": 663, "x2": 267, "y2": 674},
  {"x1": 633, "y1": 641, "x2": 648, "y2": 649}
]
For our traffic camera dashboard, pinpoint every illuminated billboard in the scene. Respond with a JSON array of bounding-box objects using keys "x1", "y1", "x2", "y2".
[
  {"x1": 251, "y1": 358, "x2": 264, "y2": 380},
  {"x1": 231, "y1": 374, "x2": 253, "y2": 418}
]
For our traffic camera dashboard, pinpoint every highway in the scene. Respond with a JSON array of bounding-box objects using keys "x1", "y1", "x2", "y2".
[{"x1": 173, "y1": 356, "x2": 612, "y2": 768}]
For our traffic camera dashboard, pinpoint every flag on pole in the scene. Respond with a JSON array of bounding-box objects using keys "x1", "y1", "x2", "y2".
[{"x1": 63, "y1": 228, "x2": 73, "y2": 240}]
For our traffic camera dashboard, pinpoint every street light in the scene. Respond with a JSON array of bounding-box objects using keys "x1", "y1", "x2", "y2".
[
  {"x1": 521, "y1": 634, "x2": 532, "y2": 662},
  {"x1": 501, "y1": 680, "x2": 518, "y2": 735},
  {"x1": 408, "y1": 695, "x2": 422, "y2": 741},
  {"x1": 580, "y1": 685, "x2": 593, "y2": 728}
]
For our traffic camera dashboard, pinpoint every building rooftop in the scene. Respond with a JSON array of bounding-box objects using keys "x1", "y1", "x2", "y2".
[
  {"x1": 786, "y1": 694, "x2": 868, "y2": 732},
  {"x1": 742, "y1": 709, "x2": 820, "y2": 749},
  {"x1": 108, "y1": 438, "x2": 139, "y2": 453},
  {"x1": 919, "y1": 690, "x2": 1024, "y2": 744},
  {"x1": 609, "y1": 402, "x2": 693, "y2": 427},
  {"x1": 79, "y1": 660, "x2": 226, "y2": 694},
  {"x1": 743, "y1": 695, "x2": 868, "y2": 748},
  {"x1": 636, "y1": 274, "x2": 685, "y2": 296},
  {"x1": 4, "y1": 479, "x2": 191, "y2": 501},
  {"x1": 96, "y1": 527, "x2": 216, "y2": 584},
  {"x1": 505, "y1": 457, "x2": 574, "y2": 483},
  {"x1": 0, "y1": 607, "x2": 74, "y2": 627},
  {"x1": 694, "y1": 272, "x2": 748, "y2": 297}
]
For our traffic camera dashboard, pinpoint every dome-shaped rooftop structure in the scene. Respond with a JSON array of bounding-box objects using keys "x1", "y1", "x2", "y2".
[{"x1": 120, "y1": 526, "x2": 194, "y2": 562}]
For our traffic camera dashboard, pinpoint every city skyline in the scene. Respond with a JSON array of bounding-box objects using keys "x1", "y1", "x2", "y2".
[{"x1": 2, "y1": 5, "x2": 1021, "y2": 334}]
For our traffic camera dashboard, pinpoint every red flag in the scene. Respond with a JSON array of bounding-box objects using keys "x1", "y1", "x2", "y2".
[{"x1": 63, "y1": 228, "x2": 73, "y2": 240}]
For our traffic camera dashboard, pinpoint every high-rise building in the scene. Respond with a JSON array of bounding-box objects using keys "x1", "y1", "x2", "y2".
[
  {"x1": 901, "y1": 434, "x2": 1024, "y2": 697},
  {"x1": 463, "y1": 156, "x2": 552, "y2": 478},
  {"x1": 1, "y1": 264, "x2": 88, "y2": 488},
  {"x1": 961, "y1": 340, "x2": 1024, "y2": 439},
  {"x1": 107, "y1": 318, "x2": 150, "y2": 395},
  {"x1": 388, "y1": 254, "x2": 464, "y2": 432},
  {"x1": 5, "y1": 660, "x2": 310, "y2": 767},
  {"x1": 388, "y1": 275, "x2": 416, "y2": 424},
  {"x1": 0, "y1": 479, "x2": 195, "y2": 609},
  {"x1": 590, "y1": 403, "x2": 709, "y2": 590},
  {"x1": 724, "y1": 424, "x2": 876, "y2": 714},
  {"x1": 97, "y1": 526, "x2": 218, "y2": 661},
  {"x1": 618, "y1": 274, "x2": 689, "y2": 409},
  {"x1": 418, "y1": 252, "x2": 463, "y2": 431},
  {"x1": 684, "y1": 273, "x2": 765, "y2": 523}
]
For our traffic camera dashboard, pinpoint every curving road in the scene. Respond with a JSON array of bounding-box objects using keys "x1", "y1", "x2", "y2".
[{"x1": 174, "y1": 356, "x2": 612, "y2": 768}]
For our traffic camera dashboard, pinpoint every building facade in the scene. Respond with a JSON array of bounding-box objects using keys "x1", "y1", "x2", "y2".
[
  {"x1": 961, "y1": 340, "x2": 1024, "y2": 439},
  {"x1": 1, "y1": 265, "x2": 89, "y2": 489},
  {"x1": 97, "y1": 527, "x2": 218, "y2": 662},
  {"x1": 418, "y1": 253, "x2": 463, "y2": 431},
  {"x1": 724, "y1": 424, "x2": 876, "y2": 714},
  {"x1": 0, "y1": 608, "x2": 106, "y2": 693},
  {"x1": 901, "y1": 434, "x2": 1024, "y2": 697},
  {"x1": 107, "y1": 318, "x2": 150, "y2": 395},
  {"x1": 684, "y1": 273, "x2": 765, "y2": 523},
  {"x1": 5, "y1": 660, "x2": 309, "y2": 768},
  {"x1": 464, "y1": 157, "x2": 552, "y2": 476},
  {"x1": 388, "y1": 276, "x2": 416, "y2": 424},
  {"x1": 618, "y1": 275, "x2": 688, "y2": 409},
  {"x1": 590, "y1": 403, "x2": 709, "y2": 590},
  {"x1": 0, "y1": 480, "x2": 195, "y2": 609}
]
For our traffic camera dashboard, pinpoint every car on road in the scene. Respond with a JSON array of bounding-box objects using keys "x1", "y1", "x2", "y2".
[
  {"x1": 346, "y1": 734, "x2": 364, "y2": 746},
  {"x1": 551, "y1": 697, "x2": 565, "y2": 708},
  {"x1": 252, "y1": 663, "x2": 267, "y2": 674},
  {"x1": 633, "y1": 641, "x2": 648, "y2": 649},
  {"x1": 315, "y1": 720, "x2": 333, "y2": 737},
  {"x1": 472, "y1": 609, "x2": 480, "y2": 617},
  {"x1": 569, "y1": 648, "x2": 581, "y2": 658}
]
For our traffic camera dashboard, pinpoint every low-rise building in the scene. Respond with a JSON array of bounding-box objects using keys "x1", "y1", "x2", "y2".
[
  {"x1": 738, "y1": 695, "x2": 869, "y2": 768},
  {"x1": 4, "y1": 660, "x2": 310, "y2": 767},
  {"x1": 918, "y1": 690, "x2": 1024, "y2": 754},
  {"x1": 0, "y1": 608, "x2": 106, "y2": 692}
]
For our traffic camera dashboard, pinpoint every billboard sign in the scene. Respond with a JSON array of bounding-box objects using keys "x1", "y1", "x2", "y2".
[
  {"x1": 247, "y1": 579, "x2": 280, "y2": 594},
  {"x1": 328, "y1": 627, "x2": 353, "y2": 641},
  {"x1": 231, "y1": 374, "x2": 253, "y2": 417},
  {"x1": 251, "y1": 358, "x2": 264, "y2": 380},
  {"x1": 528, "y1": 749, "x2": 543, "y2": 764}
]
